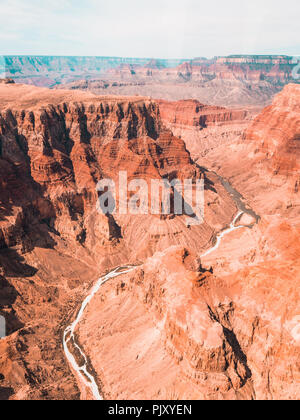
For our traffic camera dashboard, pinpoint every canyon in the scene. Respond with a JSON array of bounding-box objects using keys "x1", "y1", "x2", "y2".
[
  {"x1": 89, "y1": 55, "x2": 297, "y2": 107},
  {"x1": 0, "y1": 83, "x2": 239, "y2": 399},
  {"x1": 75, "y1": 85, "x2": 299, "y2": 401},
  {"x1": 0, "y1": 81, "x2": 299, "y2": 400},
  {"x1": 0, "y1": 56, "x2": 186, "y2": 88},
  {"x1": 2, "y1": 55, "x2": 299, "y2": 107}
]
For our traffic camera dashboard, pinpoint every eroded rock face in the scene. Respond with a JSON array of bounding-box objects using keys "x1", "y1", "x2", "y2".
[
  {"x1": 2, "y1": 56, "x2": 185, "y2": 87},
  {"x1": 77, "y1": 247, "x2": 254, "y2": 399},
  {"x1": 158, "y1": 99, "x2": 254, "y2": 160},
  {"x1": 244, "y1": 83, "x2": 300, "y2": 176},
  {"x1": 0, "y1": 84, "x2": 238, "y2": 262},
  {"x1": 4, "y1": 54, "x2": 299, "y2": 107}
]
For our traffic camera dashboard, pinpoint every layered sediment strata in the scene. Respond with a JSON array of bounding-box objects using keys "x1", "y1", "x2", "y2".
[
  {"x1": 158, "y1": 99, "x2": 254, "y2": 160},
  {"x1": 244, "y1": 83, "x2": 300, "y2": 176},
  {"x1": 0, "y1": 84, "x2": 237, "y2": 261}
]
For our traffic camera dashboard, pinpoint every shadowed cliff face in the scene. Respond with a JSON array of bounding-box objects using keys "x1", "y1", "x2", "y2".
[{"x1": 0, "y1": 85, "x2": 238, "y2": 262}]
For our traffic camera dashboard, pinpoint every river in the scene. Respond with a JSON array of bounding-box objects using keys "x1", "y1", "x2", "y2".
[{"x1": 63, "y1": 170, "x2": 259, "y2": 400}]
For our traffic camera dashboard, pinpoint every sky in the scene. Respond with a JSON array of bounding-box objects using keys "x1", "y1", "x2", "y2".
[{"x1": 0, "y1": 0, "x2": 299, "y2": 58}]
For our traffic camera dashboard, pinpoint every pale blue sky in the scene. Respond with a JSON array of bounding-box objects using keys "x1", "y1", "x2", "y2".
[{"x1": 0, "y1": 0, "x2": 299, "y2": 58}]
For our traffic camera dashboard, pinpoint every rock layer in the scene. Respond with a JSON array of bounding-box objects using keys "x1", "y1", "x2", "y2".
[{"x1": 157, "y1": 99, "x2": 254, "y2": 160}]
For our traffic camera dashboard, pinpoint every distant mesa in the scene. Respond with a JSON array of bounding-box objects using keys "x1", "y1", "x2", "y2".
[{"x1": 144, "y1": 59, "x2": 167, "y2": 69}]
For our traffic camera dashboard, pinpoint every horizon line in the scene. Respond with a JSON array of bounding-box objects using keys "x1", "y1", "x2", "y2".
[{"x1": 1, "y1": 53, "x2": 297, "y2": 60}]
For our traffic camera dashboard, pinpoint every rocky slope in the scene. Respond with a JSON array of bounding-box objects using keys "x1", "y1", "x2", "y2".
[
  {"x1": 0, "y1": 84, "x2": 239, "y2": 399},
  {"x1": 77, "y1": 247, "x2": 256, "y2": 400},
  {"x1": 59, "y1": 76, "x2": 285, "y2": 108}
]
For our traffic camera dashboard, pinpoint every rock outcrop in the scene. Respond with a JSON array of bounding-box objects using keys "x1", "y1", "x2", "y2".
[
  {"x1": 0, "y1": 84, "x2": 238, "y2": 262},
  {"x1": 158, "y1": 99, "x2": 254, "y2": 160},
  {"x1": 77, "y1": 247, "x2": 255, "y2": 399}
]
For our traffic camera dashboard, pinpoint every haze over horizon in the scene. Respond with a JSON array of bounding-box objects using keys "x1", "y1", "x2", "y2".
[{"x1": 0, "y1": 0, "x2": 299, "y2": 59}]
